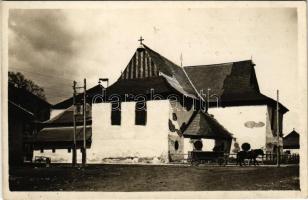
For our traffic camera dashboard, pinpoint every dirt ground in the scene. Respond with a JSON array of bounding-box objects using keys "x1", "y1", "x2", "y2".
[{"x1": 9, "y1": 164, "x2": 299, "y2": 191}]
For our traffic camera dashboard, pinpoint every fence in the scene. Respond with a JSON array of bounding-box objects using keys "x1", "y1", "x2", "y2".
[
  {"x1": 170, "y1": 153, "x2": 299, "y2": 165},
  {"x1": 263, "y1": 153, "x2": 299, "y2": 165}
]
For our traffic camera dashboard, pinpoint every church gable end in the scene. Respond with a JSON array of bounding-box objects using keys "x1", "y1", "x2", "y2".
[{"x1": 120, "y1": 48, "x2": 159, "y2": 80}]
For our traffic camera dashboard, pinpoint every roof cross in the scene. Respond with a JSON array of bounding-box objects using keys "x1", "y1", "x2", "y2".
[{"x1": 138, "y1": 36, "x2": 144, "y2": 45}]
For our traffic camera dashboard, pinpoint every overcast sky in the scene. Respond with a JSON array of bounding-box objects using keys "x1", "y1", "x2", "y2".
[{"x1": 8, "y1": 6, "x2": 301, "y2": 134}]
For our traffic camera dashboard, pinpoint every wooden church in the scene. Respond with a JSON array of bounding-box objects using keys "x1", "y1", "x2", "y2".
[{"x1": 36, "y1": 39, "x2": 288, "y2": 163}]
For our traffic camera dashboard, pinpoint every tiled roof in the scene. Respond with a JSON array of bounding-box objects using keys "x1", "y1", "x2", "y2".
[
  {"x1": 184, "y1": 61, "x2": 288, "y2": 113},
  {"x1": 183, "y1": 110, "x2": 233, "y2": 139},
  {"x1": 53, "y1": 44, "x2": 288, "y2": 113}
]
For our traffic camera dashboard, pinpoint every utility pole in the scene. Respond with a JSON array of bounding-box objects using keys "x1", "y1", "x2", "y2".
[
  {"x1": 276, "y1": 90, "x2": 280, "y2": 167},
  {"x1": 207, "y1": 88, "x2": 211, "y2": 113},
  {"x1": 72, "y1": 81, "x2": 77, "y2": 166},
  {"x1": 82, "y1": 78, "x2": 87, "y2": 167}
]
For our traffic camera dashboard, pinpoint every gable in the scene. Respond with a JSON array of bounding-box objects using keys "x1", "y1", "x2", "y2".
[
  {"x1": 183, "y1": 110, "x2": 233, "y2": 139},
  {"x1": 114, "y1": 44, "x2": 197, "y2": 99},
  {"x1": 120, "y1": 48, "x2": 159, "y2": 80}
]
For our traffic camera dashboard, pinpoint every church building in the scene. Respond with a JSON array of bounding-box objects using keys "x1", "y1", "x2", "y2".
[{"x1": 35, "y1": 40, "x2": 288, "y2": 163}]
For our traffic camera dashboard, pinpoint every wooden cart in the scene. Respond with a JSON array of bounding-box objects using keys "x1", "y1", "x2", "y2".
[{"x1": 188, "y1": 151, "x2": 228, "y2": 166}]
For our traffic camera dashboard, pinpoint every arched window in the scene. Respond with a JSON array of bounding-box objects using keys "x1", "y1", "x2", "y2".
[
  {"x1": 111, "y1": 102, "x2": 121, "y2": 125},
  {"x1": 135, "y1": 101, "x2": 147, "y2": 125}
]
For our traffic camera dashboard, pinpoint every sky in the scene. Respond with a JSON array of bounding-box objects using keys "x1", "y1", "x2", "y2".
[{"x1": 8, "y1": 6, "x2": 302, "y2": 134}]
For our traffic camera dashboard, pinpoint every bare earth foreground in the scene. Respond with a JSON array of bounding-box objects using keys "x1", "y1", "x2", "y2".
[{"x1": 9, "y1": 164, "x2": 299, "y2": 191}]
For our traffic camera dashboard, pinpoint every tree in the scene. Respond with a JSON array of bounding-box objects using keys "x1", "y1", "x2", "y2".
[{"x1": 8, "y1": 71, "x2": 46, "y2": 100}]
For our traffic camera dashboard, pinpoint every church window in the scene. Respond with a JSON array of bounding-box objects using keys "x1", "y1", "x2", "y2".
[
  {"x1": 111, "y1": 102, "x2": 121, "y2": 125},
  {"x1": 135, "y1": 101, "x2": 147, "y2": 125},
  {"x1": 175, "y1": 141, "x2": 179, "y2": 151},
  {"x1": 172, "y1": 113, "x2": 177, "y2": 121}
]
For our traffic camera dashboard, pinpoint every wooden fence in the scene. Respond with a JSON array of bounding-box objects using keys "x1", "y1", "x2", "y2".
[{"x1": 170, "y1": 153, "x2": 299, "y2": 165}]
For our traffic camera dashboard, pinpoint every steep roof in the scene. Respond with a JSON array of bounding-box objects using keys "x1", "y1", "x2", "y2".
[
  {"x1": 116, "y1": 44, "x2": 197, "y2": 98},
  {"x1": 9, "y1": 84, "x2": 51, "y2": 107},
  {"x1": 53, "y1": 44, "x2": 198, "y2": 109},
  {"x1": 42, "y1": 105, "x2": 91, "y2": 127},
  {"x1": 183, "y1": 110, "x2": 233, "y2": 139},
  {"x1": 52, "y1": 44, "x2": 288, "y2": 113},
  {"x1": 9, "y1": 84, "x2": 51, "y2": 121},
  {"x1": 283, "y1": 129, "x2": 300, "y2": 149},
  {"x1": 184, "y1": 61, "x2": 288, "y2": 113},
  {"x1": 9, "y1": 100, "x2": 35, "y2": 119},
  {"x1": 52, "y1": 84, "x2": 103, "y2": 109}
]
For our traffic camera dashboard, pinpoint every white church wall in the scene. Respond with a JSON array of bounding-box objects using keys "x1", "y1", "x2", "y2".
[
  {"x1": 209, "y1": 105, "x2": 268, "y2": 151},
  {"x1": 87, "y1": 100, "x2": 170, "y2": 163},
  {"x1": 168, "y1": 100, "x2": 194, "y2": 161},
  {"x1": 34, "y1": 100, "x2": 170, "y2": 164}
]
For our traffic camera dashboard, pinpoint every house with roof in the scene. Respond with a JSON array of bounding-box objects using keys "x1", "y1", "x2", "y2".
[
  {"x1": 283, "y1": 129, "x2": 300, "y2": 154},
  {"x1": 8, "y1": 84, "x2": 51, "y2": 166},
  {"x1": 184, "y1": 61, "x2": 288, "y2": 154},
  {"x1": 39, "y1": 41, "x2": 288, "y2": 163}
]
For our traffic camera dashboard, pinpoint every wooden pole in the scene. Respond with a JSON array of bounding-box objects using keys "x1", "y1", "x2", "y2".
[
  {"x1": 207, "y1": 88, "x2": 210, "y2": 113},
  {"x1": 82, "y1": 78, "x2": 87, "y2": 167},
  {"x1": 72, "y1": 81, "x2": 77, "y2": 166},
  {"x1": 276, "y1": 90, "x2": 280, "y2": 167}
]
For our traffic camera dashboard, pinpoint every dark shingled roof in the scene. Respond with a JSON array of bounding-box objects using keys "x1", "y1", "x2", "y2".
[
  {"x1": 42, "y1": 105, "x2": 91, "y2": 127},
  {"x1": 106, "y1": 76, "x2": 172, "y2": 96},
  {"x1": 9, "y1": 84, "x2": 51, "y2": 121},
  {"x1": 183, "y1": 110, "x2": 233, "y2": 139},
  {"x1": 144, "y1": 45, "x2": 197, "y2": 98},
  {"x1": 33, "y1": 125, "x2": 92, "y2": 150},
  {"x1": 107, "y1": 44, "x2": 198, "y2": 99},
  {"x1": 184, "y1": 61, "x2": 288, "y2": 113},
  {"x1": 283, "y1": 130, "x2": 300, "y2": 149},
  {"x1": 53, "y1": 44, "x2": 288, "y2": 114},
  {"x1": 53, "y1": 44, "x2": 198, "y2": 109},
  {"x1": 36, "y1": 126, "x2": 91, "y2": 142},
  {"x1": 53, "y1": 85, "x2": 103, "y2": 109}
]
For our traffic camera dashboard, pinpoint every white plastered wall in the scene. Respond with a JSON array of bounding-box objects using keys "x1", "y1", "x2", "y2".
[
  {"x1": 34, "y1": 100, "x2": 170, "y2": 163},
  {"x1": 88, "y1": 100, "x2": 170, "y2": 163},
  {"x1": 168, "y1": 100, "x2": 194, "y2": 161},
  {"x1": 209, "y1": 105, "x2": 268, "y2": 151}
]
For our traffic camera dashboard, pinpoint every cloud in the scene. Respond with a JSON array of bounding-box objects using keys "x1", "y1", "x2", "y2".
[
  {"x1": 9, "y1": 9, "x2": 81, "y2": 104},
  {"x1": 9, "y1": 9, "x2": 75, "y2": 54},
  {"x1": 244, "y1": 121, "x2": 265, "y2": 128}
]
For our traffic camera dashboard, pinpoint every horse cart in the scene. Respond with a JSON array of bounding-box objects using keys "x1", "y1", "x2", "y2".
[{"x1": 188, "y1": 151, "x2": 228, "y2": 166}]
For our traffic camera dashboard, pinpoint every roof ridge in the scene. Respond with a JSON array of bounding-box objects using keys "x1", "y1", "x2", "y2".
[
  {"x1": 184, "y1": 60, "x2": 252, "y2": 68},
  {"x1": 143, "y1": 44, "x2": 181, "y2": 69}
]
